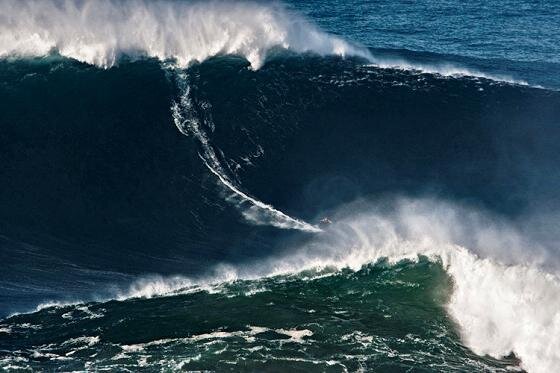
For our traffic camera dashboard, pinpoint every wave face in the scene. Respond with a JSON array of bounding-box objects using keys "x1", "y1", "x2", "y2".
[
  {"x1": 1, "y1": 54, "x2": 560, "y2": 373},
  {"x1": 2, "y1": 1, "x2": 560, "y2": 372}
]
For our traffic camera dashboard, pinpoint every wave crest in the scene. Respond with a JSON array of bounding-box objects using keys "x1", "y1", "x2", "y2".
[
  {"x1": 110, "y1": 198, "x2": 560, "y2": 373},
  {"x1": 26, "y1": 198, "x2": 560, "y2": 373},
  {"x1": 0, "y1": 0, "x2": 370, "y2": 69}
]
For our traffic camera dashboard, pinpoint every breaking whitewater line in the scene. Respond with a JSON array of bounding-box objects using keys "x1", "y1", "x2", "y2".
[
  {"x1": 8, "y1": 197, "x2": 560, "y2": 373},
  {"x1": 1, "y1": 0, "x2": 538, "y2": 86},
  {"x1": 0, "y1": 0, "x2": 369, "y2": 69},
  {"x1": 0, "y1": 0, "x2": 542, "y2": 88}
]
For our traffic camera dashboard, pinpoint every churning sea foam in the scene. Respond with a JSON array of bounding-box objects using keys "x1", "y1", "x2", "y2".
[
  {"x1": 0, "y1": 0, "x2": 537, "y2": 88},
  {"x1": 29, "y1": 198, "x2": 559, "y2": 372},
  {"x1": 108, "y1": 197, "x2": 560, "y2": 373},
  {"x1": 0, "y1": 0, "x2": 370, "y2": 69},
  {"x1": 0, "y1": 0, "x2": 532, "y2": 86}
]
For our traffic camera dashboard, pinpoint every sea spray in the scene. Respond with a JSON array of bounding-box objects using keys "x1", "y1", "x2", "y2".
[{"x1": 0, "y1": 0, "x2": 369, "y2": 69}]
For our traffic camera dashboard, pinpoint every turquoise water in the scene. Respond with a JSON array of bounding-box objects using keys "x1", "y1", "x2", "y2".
[{"x1": 0, "y1": 260, "x2": 520, "y2": 371}]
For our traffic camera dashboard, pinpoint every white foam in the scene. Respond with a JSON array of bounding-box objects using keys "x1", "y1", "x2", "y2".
[
  {"x1": 114, "y1": 198, "x2": 559, "y2": 373},
  {"x1": 341, "y1": 331, "x2": 374, "y2": 348},
  {"x1": 12, "y1": 196, "x2": 557, "y2": 373},
  {"x1": 117, "y1": 275, "x2": 197, "y2": 300},
  {"x1": 366, "y1": 58, "x2": 531, "y2": 86},
  {"x1": 75, "y1": 305, "x2": 104, "y2": 319},
  {"x1": 0, "y1": 0, "x2": 537, "y2": 89},
  {"x1": 1, "y1": 0, "x2": 529, "y2": 87},
  {"x1": 62, "y1": 336, "x2": 100, "y2": 347},
  {"x1": 31, "y1": 351, "x2": 70, "y2": 361},
  {"x1": 16, "y1": 323, "x2": 41, "y2": 330},
  {"x1": 204, "y1": 159, "x2": 321, "y2": 232},
  {"x1": 117, "y1": 325, "x2": 300, "y2": 353},
  {"x1": 7, "y1": 300, "x2": 83, "y2": 318},
  {"x1": 446, "y1": 249, "x2": 560, "y2": 373},
  {"x1": 275, "y1": 328, "x2": 313, "y2": 342},
  {"x1": 121, "y1": 344, "x2": 144, "y2": 353},
  {"x1": 0, "y1": 0, "x2": 369, "y2": 69}
]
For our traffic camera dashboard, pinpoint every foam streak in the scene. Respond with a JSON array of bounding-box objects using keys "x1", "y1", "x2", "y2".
[{"x1": 171, "y1": 71, "x2": 320, "y2": 232}]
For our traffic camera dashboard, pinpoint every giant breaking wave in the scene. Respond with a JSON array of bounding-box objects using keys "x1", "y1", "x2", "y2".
[
  {"x1": 0, "y1": 0, "x2": 370, "y2": 69},
  {"x1": 0, "y1": 1, "x2": 559, "y2": 372}
]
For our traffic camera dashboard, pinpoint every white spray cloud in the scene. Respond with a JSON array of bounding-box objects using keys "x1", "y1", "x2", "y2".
[
  {"x1": 0, "y1": 0, "x2": 370, "y2": 69},
  {"x1": 102, "y1": 197, "x2": 560, "y2": 373},
  {"x1": 28, "y1": 198, "x2": 560, "y2": 372},
  {"x1": 0, "y1": 0, "x2": 534, "y2": 85}
]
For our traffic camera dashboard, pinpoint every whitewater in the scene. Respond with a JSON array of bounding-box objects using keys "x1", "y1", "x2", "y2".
[
  {"x1": 13, "y1": 198, "x2": 560, "y2": 373},
  {"x1": 140, "y1": 199, "x2": 560, "y2": 373},
  {"x1": 0, "y1": 0, "x2": 536, "y2": 85},
  {"x1": 0, "y1": 0, "x2": 368, "y2": 69}
]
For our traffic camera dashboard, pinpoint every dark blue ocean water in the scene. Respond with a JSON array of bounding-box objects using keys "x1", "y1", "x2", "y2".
[
  {"x1": 1, "y1": 0, "x2": 559, "y2": 371},
  {"x1": 289, "y1": 0, "x2": 560, "y2": 88},
  {"x1": 293, "y1": 0, "x2": 560, "y2": 63}
]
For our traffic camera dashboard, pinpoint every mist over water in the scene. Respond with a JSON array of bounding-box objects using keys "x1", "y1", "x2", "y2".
[
  {"x1": 1, "y1": 0, "x2": 560, "y2": 372},
  {"x1": 0, "y1": 0, "x2": 369, "y2": 69},
  {"x1": 3, "y1": 0, "x2": 556, "y2": 87}
]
